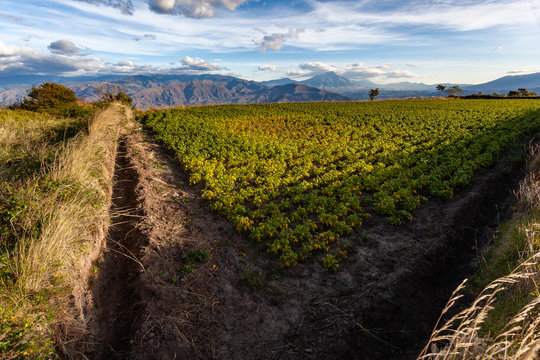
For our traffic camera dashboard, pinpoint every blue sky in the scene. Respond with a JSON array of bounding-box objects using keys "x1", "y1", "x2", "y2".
[{"x1": 1, "y1": 0, "x2": 540, "y2": 84}]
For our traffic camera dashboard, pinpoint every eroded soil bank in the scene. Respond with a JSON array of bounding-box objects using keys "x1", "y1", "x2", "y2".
[{"x1": 84, "y1": 128, "x2": 530, "y2": 359}]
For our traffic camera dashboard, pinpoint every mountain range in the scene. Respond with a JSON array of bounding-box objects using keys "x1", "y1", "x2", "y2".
[{"x1": 1, "y1": 71, "x2": 539, "y2": 109}]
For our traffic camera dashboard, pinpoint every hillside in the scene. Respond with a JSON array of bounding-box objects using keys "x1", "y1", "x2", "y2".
[
  {"x1": 126, "y1": 79, "x2": 265, "y2": 108},
  {"x1": 0, "y1": 87, "x2": 29, "y2": 105},
  {"x1": 464, "y1": 72, "x2": 540, "y2": 93}
]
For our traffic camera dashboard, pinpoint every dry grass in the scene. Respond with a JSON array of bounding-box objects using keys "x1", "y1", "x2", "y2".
[
  {"x1": 418, "y1": 144, "x2": 540, "y2": 360},
  {"x1": 0, "y1": 104, "x2": 130, "y2": 359}
]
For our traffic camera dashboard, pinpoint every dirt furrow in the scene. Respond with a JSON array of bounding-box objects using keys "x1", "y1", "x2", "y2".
[{"x1": 86, "y1": 138, "x2": 147, "y2": 359}]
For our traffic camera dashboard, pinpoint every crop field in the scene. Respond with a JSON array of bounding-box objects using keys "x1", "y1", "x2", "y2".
[{"x1": 144, "y1": 99, "x2": 540, "y2": 268}]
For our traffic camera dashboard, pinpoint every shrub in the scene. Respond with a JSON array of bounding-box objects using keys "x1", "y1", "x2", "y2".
[
  {"x1": 97, "y1": 85, "x2": 133, "y2": 106},
  {"x1": 20, "y1": 82, "x2": 78, "y2": 111}
]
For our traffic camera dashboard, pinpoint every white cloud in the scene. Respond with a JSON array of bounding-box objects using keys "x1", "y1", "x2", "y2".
[
  {"x1": 0, "y1": 12, "x2": 25, "y2": 24},
  {"x1": 179, "y1": 56, "x2": 223, "y2": 71},
  {"x1": 258, "y1": 64, "x2": 280, "y2": 72},
  {"x1": 298, "y1": 62, "x2": 337, "y2": 74},
  {"x1": 341, "y1": 63, "x2": 385, "y2": 78},
  {"x1": 73, "y1": 0, "x2": 134, "y2": 15},
  {"x1": 286, "y1": 69, "x2": 310, "y2": 77},
  {"x1": 381, "y1": 69, "x2": 419, "y2": 79},
  {"x1": 133, "y1": 33, "x2": 156, "y2": 41},
  {"x1": 293, "y1": 61, "x2": 420, "y2": 82},
  {"x1": 48, "y1": 40, "x2": 81, "y2": 56},
  {"x1": 494, "y1": 46, "x2": 503, "y2": 51},
  {"x1": 506, "y1": 69, "x2": 538, "y2": 74},
  {"x1": 147, "y1": 0, "x2": 248, "y2": 18},
  {"x1": 113, "y1": 60, "x2": 135, "y2": 67},
  {"x1": 309, "y1": 0, "x2": 537, "y2": 32},
  {"x1": 254, "y1": 28, "x2": 303, "y2": 51}
]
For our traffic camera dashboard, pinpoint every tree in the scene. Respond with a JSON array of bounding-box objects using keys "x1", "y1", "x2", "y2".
[
  {"x1": 445, "y1": 85, "x2": 463, "y2": 97},
  {"x1": 518, "y1": 88, "x2": 529, "y2": 96},
  {"x1": 436, "y1": 84, "x2": 446, "y2": 97},
  {"x1": 21, "y1": 82, "x2": 78, "y2": 111},
  {"x1": 97, "y1": 84, "x2": 133, "y2": 106},
  {"x1": 369, "y1": 88, "x2": 380, "y2": 101},
  {"x1": 508, "y1": 88, "x2": 537, "y2": 97}
]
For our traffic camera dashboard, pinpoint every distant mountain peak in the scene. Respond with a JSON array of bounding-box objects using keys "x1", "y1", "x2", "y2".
[{"x1": 301, "y1": 71, "x2": 353, "y2": 89}]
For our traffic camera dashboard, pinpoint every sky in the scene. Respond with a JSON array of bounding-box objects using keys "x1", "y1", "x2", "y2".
[{"x1": 1, "y1": 0, "x2": 540, "y2": 85}]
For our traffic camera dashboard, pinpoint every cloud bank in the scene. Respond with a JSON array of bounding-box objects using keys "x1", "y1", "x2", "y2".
[
  {"x1": 0, "y1": 42, "x2": 102, "y2": 77},
  {"x1": 0, "y1": 43, "x2": 226, "y2": 78},
  {"x1": 290, "y1": 61, "x2": 420, "y2": 82}
]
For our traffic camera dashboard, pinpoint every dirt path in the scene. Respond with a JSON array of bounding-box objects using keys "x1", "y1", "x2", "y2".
[{"x1": 82, "y1": 110, "x2": 532, "y2": 359}]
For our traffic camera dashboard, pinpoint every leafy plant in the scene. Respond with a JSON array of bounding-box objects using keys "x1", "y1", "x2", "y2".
[
  {"x1": 180, "y1": 249, "x2": 210, "y2": 273},
  {"x1": 242, "y1": 269, "x2": 263, "y2": 289}
]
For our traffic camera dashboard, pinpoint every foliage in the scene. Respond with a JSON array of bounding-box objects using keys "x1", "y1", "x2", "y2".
[
  {"x1": 369, "y1": 88, "x2": 380, "y2": 101},
  {"x1": 0, "y1": 309, "x2": 58, "y2": 360},
  {"x1": 13, "y1": 82, "x2": 95, "y2": 119},
  {"x1": 508, "y1": 88, "x2": 538, "y2": 97},
  {"x1": 21, "y1": 83, "x2": 78, "y2": 111},
  {"x1": 445, "y1": 85, "x2": 463, "y2": 97},
  {"x1": 242, "y1": 269, "x2": 263, "y2": 288},
  {"x1": 97, "y1": 84, "x2": 133, "y2": 106},
  {"x1": 144, "y1": 100, "x2": 540, "y2": 267},
  {"x1": 180, "y1": 249, "x2": 210, "y2": 273},
  {"x1": 436, "y1": 84, "x2": 446, "y2": 97}
]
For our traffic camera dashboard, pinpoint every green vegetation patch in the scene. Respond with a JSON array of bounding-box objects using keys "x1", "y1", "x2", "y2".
[
  {"x1": 143, "y1": 100, "x2": 540, "y2": 267},
  {"x1": 180, "y1": 249, "x2": 210, "y2": 273}
]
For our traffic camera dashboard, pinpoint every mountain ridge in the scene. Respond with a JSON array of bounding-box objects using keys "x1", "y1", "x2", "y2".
[{"x1": 1, "y1": 71, "x2": 539, "y2": 107}]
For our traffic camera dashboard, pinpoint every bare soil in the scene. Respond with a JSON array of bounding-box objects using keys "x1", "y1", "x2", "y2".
[{"x1": 84, "y1": 124, "x2": 531, "y2": 359}]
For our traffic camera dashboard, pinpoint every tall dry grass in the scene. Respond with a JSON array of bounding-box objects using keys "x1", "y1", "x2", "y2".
[
  {"x1": 0, "y1": 104, "x2": 130, "y2": 358},
  {"x1": 418, "y1": 144, "x2": 540, "y2": 360}
]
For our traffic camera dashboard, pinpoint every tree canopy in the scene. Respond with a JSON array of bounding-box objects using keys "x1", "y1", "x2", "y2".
[
  {"x1": 21, "y1": 82, "x2": 78, "y2": 111},
  {"x1": 369, "y1": 88, "x2": 380, "y2": 101}
]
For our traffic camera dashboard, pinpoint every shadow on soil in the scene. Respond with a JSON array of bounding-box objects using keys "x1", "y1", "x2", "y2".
[{"x1": 86, "y1": 138, "x2": 147, "y2": 359}]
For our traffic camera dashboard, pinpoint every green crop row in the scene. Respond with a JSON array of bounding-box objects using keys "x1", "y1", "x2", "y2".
[{"x1": 143, "y1": 99, "x2": 540, "y2": 268}]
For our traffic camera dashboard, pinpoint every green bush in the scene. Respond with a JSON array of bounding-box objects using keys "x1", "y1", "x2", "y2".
[
  {"x1": 98, "y1": 85, "x2": 133, "y2": 106},
  {"x1": 20, "y1": 83, "x2": 78, "y2": 111}
]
